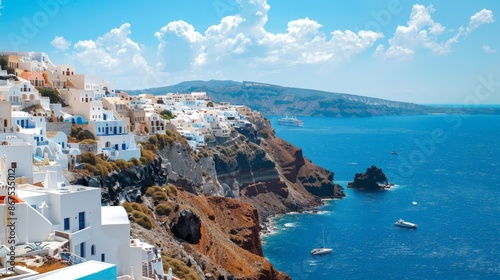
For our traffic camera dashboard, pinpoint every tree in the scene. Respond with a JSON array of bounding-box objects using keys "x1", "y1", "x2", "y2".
[
  {"x1": 160, "y1": 109, "x2": 174, "y2": 120},
  {"x1": 207, "y1": 101, "x2": 215, "y2": 107},
  {"x1": 37, "y1": 87, "x2": 62, "y2": 104}
]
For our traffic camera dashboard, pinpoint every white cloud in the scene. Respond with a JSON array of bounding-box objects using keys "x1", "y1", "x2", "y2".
[
  {"x1": 467, "y1": 9, "x2": 494, "y2": 34},
  {"x1": 155, "y1": 0, "x2": 382, "y2": 72},
  {"x1": 482, "y1": 44, "x2": 496, "y2": 53},
  {"x1": 376, "y1": 5, "x2": 494, "y2": 59},
  {"x1": 51, "y1": 36, "x2": 72, "y2": 51},
  {"x1": 70, "y1": 23, "x2": 156, "y2": 88}
]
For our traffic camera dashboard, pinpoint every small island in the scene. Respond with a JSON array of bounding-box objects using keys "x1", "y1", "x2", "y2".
[{"x1": 347, "y1": 165, "x2": 393, "y2": 190}]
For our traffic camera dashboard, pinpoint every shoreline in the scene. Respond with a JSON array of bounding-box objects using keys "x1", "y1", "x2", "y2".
[{"x1": 259, "y1": 198, "x2": 339, "y2": 240}]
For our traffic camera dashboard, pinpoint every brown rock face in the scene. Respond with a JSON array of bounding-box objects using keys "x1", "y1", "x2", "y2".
[
  {"x1": 136, "y1": 189, "x2": 290, "y2": 280},
  {"x1": 213, "y1": 112, "x2": 345, "y2": 219},
  {"x1": 72, "y1": 111, "x2": 345, "y2": 280}
]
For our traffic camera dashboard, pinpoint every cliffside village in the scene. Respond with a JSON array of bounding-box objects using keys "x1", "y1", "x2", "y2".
[{"x1": 0, "y1": 51, "x2": 252, "y2": 279}]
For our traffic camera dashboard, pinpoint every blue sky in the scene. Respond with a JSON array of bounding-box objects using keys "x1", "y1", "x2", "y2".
[{"x1": 1, "y1": 0, "x2": 499, "y2": 104}]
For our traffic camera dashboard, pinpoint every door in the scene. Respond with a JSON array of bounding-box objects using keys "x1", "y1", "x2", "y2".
[{"x1": 78, "y1": 211, "x2": 85, "y2": 230}]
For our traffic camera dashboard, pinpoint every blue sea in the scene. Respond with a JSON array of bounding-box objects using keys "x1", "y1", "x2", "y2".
[{"x1": 262, "y1": 114, "x2": 500, "y2": 280}]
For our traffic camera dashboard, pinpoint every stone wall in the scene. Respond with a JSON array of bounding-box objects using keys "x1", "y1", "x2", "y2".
[
  {"x1": 78, "y1": 143, "x2": 98, "y2": 154},
  {"x1": 46, "y1": 122, "x2": 72, "y2": 135}
]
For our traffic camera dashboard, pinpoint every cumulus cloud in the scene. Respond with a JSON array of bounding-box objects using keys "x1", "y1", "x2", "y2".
[
  {"x1": 376, "y1": 5, "x2": 494, "y2": 59},
  {"x1": 155, "y1": 0, "x2": 382, "y2": 71},
  {"x1": 68, "y1": 23, "x2": 167, "y2": 89},
  {"x1": 72, "y1": 23, "x2": 152, "y2": 79},
  {"x1": 467, "y1": 9, "x2": 494, "y2": 34},
  {"x1": 482, "y1": 44, "x2": 496, "y2": 53},
  {"x1": 51, "y1": 36, "x2": 72, "y2": 51}
]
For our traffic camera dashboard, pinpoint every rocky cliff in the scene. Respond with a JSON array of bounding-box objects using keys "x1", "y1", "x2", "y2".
[
  {"x1": 213, "y1": 112, "x2": 344, "y2": 218},
  {"x1": 347, "y1": 165, "x2": 390, "y2": 190},
  {"x1": 68, "y1": 111, "x2": 344, "y2": 279}
]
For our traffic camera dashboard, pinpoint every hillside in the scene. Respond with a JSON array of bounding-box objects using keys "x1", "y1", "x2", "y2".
[
  {"x1": 69, "y1": 111, "x2": 344, "y2": 279},
  {"x1": 126, "y1": 80, "x2": 430, "y2": 117},
  {"x1": 126, "y1": 80, "x2": 500, "y2": 117}
]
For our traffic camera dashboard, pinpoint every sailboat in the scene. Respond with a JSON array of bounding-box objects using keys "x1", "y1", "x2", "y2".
[
  {"x1": 391, "y1": 144, "x2": 399, "y2": 155},
  {"x1": 311, "y1": 225, "x2": 333, "y2": 255}
]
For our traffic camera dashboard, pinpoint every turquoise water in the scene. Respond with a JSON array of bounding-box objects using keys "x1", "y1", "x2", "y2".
[{"x1": 262, "y1": 115, "x2": 500, "y2": 279}]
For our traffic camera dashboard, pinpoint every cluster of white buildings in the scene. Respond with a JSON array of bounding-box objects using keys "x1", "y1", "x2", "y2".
[
  {"x1": 118, "y1": 92, "x2": 252, "y2": 150},
  {"x1": 0, "y1": 52, "x2": 178, "y2": 279},
  {"x1": 0, "y1": 51, "x2": 256, "y2": 279}
]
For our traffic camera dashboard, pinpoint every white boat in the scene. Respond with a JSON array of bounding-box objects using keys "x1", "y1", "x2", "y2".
[
  {"x1": 311, "y1": 226, "x2": 333, "y2": 255},
  {"x1": 278, "y1": 115, "x2": 303, "y2": 127},
  {"x1": 394, "y1": 218, "x2": 418, "y2": 229},
  {"x1": 311, "y1": 247, "x2": 333, "y2": 255}
]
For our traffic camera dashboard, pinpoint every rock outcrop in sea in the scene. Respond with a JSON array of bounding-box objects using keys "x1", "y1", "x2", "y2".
[
  {"x1": 68, "y1": 110, "x2": 344, "y2": 279},
  {"x1": 347, "y1": 165, "x2": 391, "y2": 190}
]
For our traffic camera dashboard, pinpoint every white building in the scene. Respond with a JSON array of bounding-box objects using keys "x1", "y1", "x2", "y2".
[
  {"x1": 0, "y1": 182, "x2": 165, "y2": 279},
  {"x1": 1, "y1": 51, "x2": 56, "y2": 72},
  {"x1": 145, "y1": 112, "x2": 166, "y2": 135}
]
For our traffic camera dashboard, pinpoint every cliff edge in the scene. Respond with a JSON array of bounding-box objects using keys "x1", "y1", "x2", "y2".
[{"x1": 68, "y1": 110, "x2": 344, "y2": 279}]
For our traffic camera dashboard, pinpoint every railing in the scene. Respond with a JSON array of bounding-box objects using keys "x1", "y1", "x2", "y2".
[
  {"x1": 37, "y1": 141, "x2": 49, "y2": 146},
  {"x1": 60, "y1": 252, "x2": 87, "y2": 266},
  {"x1": 0, "y1": 127, "x2": 14, "y2": 133}
]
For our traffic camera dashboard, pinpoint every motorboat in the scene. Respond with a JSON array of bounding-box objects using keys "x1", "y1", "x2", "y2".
[{"x1": 394, "y1": 218, "x2": 417, "y2": 229}]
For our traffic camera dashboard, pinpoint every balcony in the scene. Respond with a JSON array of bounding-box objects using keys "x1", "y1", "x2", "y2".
[{"x1": 70, "y1": 226, "x2": 91, "y2": 245}]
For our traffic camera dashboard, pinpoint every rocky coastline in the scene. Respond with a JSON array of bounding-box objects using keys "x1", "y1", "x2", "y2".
[{"x1": 68, "y1": 111, "x2": 345, "y2": 279}]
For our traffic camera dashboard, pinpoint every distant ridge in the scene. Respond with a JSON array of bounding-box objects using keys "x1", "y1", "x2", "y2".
[{"x1": 125, "y1": 80, "x2": 500, "y2": 117}]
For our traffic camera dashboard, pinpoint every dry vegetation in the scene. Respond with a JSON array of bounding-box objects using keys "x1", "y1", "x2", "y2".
[
  {"x1": 162, "y1": 255, "x2": 199, "y2": 280},
  {"x1": 122, "y1": 202, "x2": 154, "y2": 230}
]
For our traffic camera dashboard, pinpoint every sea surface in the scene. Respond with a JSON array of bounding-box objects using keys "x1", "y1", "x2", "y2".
[{"x1": 262, "y1": 114, "x2": 500, "y2": 280}]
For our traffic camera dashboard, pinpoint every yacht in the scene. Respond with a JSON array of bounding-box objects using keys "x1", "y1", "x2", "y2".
[
  {"x1": 311, "y1": 247, "x2": 333, "y2": 255},
  {"x1": 278, "y1": 116, "x2": 303, "y2": 127},
  {"x1": 394, "y1": 218, "x2": 418, "y2": 229},
  {"x1": 311, "y1": 226, "x2": 333, "y2": 255}
]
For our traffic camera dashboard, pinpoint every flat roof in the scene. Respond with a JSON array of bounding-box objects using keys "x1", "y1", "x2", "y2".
[
  {"x1": 101, "y1": 206, "x2": 129, "y2": 225},
  {"x1": 24, "y1": 260, "x2": 116, "y2": 280}
]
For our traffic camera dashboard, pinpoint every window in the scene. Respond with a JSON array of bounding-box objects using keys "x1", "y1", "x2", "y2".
[
  {"x1": 64, "y1": 218, "x2": 70, "y2": 230},
  {"x1": 101, "y1": 254, "x2": 105, "y2": 262},
  {"x1": 91, "y1": 245, "x2": 95, "y2": 255}
]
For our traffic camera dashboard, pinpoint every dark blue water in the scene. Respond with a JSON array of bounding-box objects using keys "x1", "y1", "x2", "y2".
[{"x1": 262, "y1": 115, "x2": 500, "y2": 279}]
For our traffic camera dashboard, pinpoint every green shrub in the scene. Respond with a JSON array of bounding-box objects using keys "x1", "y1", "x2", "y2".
[
  {"x1": 145, "y1": 186, "x2": 163, "y2": 197},
  {"x1": 115, "y1": 159, "x2": 132, "y2": 170},
  {"x1": 166, "y1": 184, "x2": 178, "y2": 196},
  {"x1": 37, "y1": 87, "x2": 62, "y2": 104},
  {"x1": 162, "y1": 256, "x2": 199, "y2": 280},
  {"x1": 79, "y1": 139, "x2": 97, "y2": 144},
  {"x1": 140, "y1": 146, "x2": 155, "y2": 163},
  {"x1": 79, "y1": 152, "x2": 97, "y2": 165},
  {"x1": 155, "y1": 204, "x2": 172, "y2": 216},
  {"x1": 82, "y1": 163, "x2": 98, "y2": 175},
  {"x1": 129, "y1": 157, "x2": 141, "y2": 166},
  {"x1": 122, "y1": 202, "x2": 151, "y2": 215},
  {"x1": 125, "y1": 207, "x2": 154, "y2": 230},
  {"x1": 159, "y1": 109, "x2": 174, "y2": 120},
  {"x1": 135, "y1": 213, "x2": 153, "y2": 229},
  {"x1": 152, "y1": 191, "x2": 167, "y2": 201}
]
